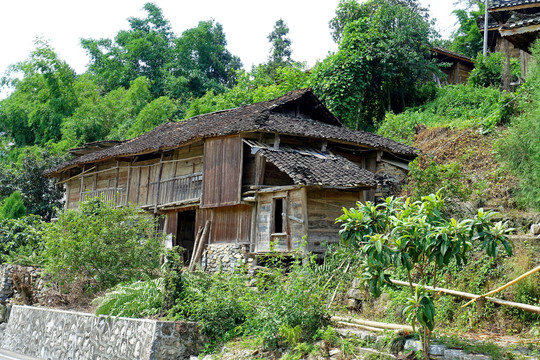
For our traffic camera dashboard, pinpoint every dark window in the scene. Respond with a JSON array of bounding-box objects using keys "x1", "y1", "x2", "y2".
[{"x1": 273, "y1": 198, "x2": 284, "y2": 233}]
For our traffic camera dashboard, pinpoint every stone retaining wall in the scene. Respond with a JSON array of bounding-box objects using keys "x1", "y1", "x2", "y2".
[
  {"x1": 1, "y1": 305, "x2": 204, "y2": 360},
  {"x1": 202, "y1": 244, "x2": 253, "y2": 273}
]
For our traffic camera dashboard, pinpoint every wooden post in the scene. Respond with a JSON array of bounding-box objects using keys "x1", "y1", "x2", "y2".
[
  {"x1": 188, "y1": 225, "x2": 205, "y2": 271},
  {"x1": 189, "y1": 220, "x2": 211, "y2": 272},
  {"x1": 154, "y1": 154, "x2": 164, "y2": 214},
  {"x1": 79, "y1": 165, "x2": 85, "y2": 203}
]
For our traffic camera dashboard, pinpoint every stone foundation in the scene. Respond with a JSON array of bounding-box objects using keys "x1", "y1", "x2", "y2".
[
  {"x1": 1, "y1": 305, "x2": 204, "y2": 360},
  {"x1": 202, "y1": 244, "x2": 253, "y2": 273}
]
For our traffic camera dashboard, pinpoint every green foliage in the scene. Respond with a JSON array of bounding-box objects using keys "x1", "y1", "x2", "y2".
[
  {"x1": 9, "y1": 148, "x2": 65, "y2": 220},
  {"x1": 0, "y1": 39, "x2": 78, "y2": 147},
  {"x1": 448, "y1": 3, "x2": 484, "y2": 58},
  {"x1": 337, "y1": 194, "x2": 513, "y2": 356},
  {"x1": 93, "y1": 276, "x2": 164, "y2": 318},
  {"x1": 1, "y1": 192, "x2": 26, "y2": 220},
  {"x1": 168, "y1": 254, "x2": 329, "y2": 351},
  {"x1": 126, "y1": 96, "x2": 178, "y2": 138},
  {"x1": 468, "y1": 53, "x2": 521, "y2": 88},
  {"x1": 377, "y1": 84, "x2": 516, "y2": 143},
  {"x1": 313, "y1": 0, "x2": 435, "y2": 130},
  {"x1": 267, "y1": 19, "x2": 294, "y2": 76},
  {"x1": 185, "y1": 64, "x2": 310, "y2": 118},
  {"x1": 162, "y1": 247, "x2": 184, "y2": 310},
  {"x1": 42, "y1": 198, "x2": 164, "y2": 293},
  {"x1": 169, "y1": 271, "x2": 254, "y2": 347},
  {"x1": 405, "y1": 158, "x2": 472, "y2": 203},
  {"x1": 0, "y1": 215, "x2": 44, "y2": 265},
  {"x1": 496, "y1": 43, "x2": 540, "y2": 209}
]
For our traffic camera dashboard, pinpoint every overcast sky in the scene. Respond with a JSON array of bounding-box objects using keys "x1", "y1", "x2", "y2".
[{"x1": 0, "y1": 1, "x2": 459, "y2": 92}]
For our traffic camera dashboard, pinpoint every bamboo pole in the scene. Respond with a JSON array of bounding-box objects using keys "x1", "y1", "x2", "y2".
[
  {"x1": 462, "y1": 265, "x2": 540, "y2": 308},
  {"x1": 390, "y1": 279, "x2": 540, "y2": 315},
  {"x1": 335, "y1": 321, "x2": 388, "y2": 333},
  {"x1": 332, "y1": 316, "x2": 414, "y2": 332},
  {"x1": 188, "y1": 226, "x2": 205, "y2": 271},
  {"x1": 189, "y1": 220, "x2": 211, "y2": 272}
]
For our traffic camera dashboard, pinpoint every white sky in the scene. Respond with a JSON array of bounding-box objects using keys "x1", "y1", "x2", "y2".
[{"x1": 0, "y1": 0, "x2": 459, "y2": 95}]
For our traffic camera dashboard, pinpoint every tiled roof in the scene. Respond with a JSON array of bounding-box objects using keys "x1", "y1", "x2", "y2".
[
  {"x1": 46, "y1": 89, "x2": 417, "y2": 176},
  {"x1": 489, "y1": 0, "x2": 540, "y2": 10},
  {"x1": 501, "y1": 12, "x2": 540, "y2": 29},
  {"x1": 256, "y1": 147, "x2": 377, "y2": 188},
  {"x1": 430, "y1": 47, "x2": 473, "y2": 63}
]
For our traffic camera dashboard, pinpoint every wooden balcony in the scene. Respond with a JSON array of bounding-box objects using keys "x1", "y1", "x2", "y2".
[
  {"x1": 149, "y1": 172, "x2": 203, "y2": 208},
  {"x1": 80, "y1": 187, "x2": 127, "y2": 206}
]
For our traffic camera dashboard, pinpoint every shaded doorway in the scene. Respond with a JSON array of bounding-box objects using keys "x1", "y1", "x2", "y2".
[{"x1": 176, "y1": 210, "x2": 196, "y2": 264}]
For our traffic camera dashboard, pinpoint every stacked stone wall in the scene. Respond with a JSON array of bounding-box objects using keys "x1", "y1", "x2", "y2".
[
  {"x1": 1, "y1": 305, "x2": 204, "y2": 360},
  {"x1": 202, "y1": 244, "x2": 253, "y2": 273}
]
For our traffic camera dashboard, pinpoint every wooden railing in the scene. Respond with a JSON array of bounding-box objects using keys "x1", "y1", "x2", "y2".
[
  {"x1": 80, "y1": 187, "x2": 127, "y2": 206},
  {"x1": 150, "y1": 172, "x2": 203, "y2": 207}
]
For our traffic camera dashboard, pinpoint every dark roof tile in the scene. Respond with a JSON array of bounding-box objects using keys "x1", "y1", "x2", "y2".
[{"x1": 47, "y1": 89, "x2": 417, "y2": 176}]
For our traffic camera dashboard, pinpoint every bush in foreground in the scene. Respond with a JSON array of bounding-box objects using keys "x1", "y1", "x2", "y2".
[{"x1": 43, "y1": 197, "x2": 164, "y2": 293}]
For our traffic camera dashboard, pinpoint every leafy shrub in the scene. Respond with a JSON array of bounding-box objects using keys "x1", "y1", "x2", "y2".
[
  {"x1": 496, "y1": 43, "x2": 540, "y2": 210},
  {"x1": 93, "y1": 277, "x2": 164, "y2": 318},
  {"x1": 468, "y1": 53, "x2": 521, "y2": 88},
  {"x1": 377, "y1": 84, "x2": 515, "y2": 143},
  {"x1": 404, "y1": 157, "x2": 472, "y2": 203},
  {"x1": 246, "y1": 256, "x2": 329, "y2": 348},
  {"x1": 168, "y1": 254, "x2": 329, "y2": 351},
  {"x1": 336, "y1": 194, "x2": 513, "y2": 356},
  {"x1": 0, "y1": 215, "x2": 44, "y2": 265},
  {"x1": 42, "y1": 198, "x2": 164, "y2": 293},
  {"x1": 168, "y1": 271, "x2": 254, "y2": 347},
  {"x1": 1, "y1": 191, "x2": 26, "y2": 220},
  {"x1": 162, "y1": 246, "x2": 184, "y2": 310}
]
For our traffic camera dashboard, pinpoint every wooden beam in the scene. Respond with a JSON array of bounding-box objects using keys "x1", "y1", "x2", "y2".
[
  {"x1": 490, "y1": 3, "x2": 540, "y2": 12},
  {"x1": 154, "y1": 153, "x2": 165, "y2": 214}
]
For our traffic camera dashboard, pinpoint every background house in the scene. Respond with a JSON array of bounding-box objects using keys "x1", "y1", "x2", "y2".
[{"x1": 46, "y1": 89, "x2": 417, "y2": 268}]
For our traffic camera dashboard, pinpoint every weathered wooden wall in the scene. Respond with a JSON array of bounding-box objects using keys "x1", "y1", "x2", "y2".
[
  {"x1": 306, "y1": 188, "x2": 362, "y2": 253},
  {"x1": 201, "y1": 136, "x2": 243, "y2": 208},
  {"x1": 255, "y1": 188, "x2": 306, "y2": 253},
  {"x1": 64, "y1": 142, "x2": 204, "y2": 210},
  {"x1": 197, "y1": 205, "x2": 252, "y2": 244}
]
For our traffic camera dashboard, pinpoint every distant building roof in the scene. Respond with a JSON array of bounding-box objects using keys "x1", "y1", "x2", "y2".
[
  {"x1": 489, "y1": 0, "x2": 540, "y2": 11},
  {"x1": 430, "y1": 47, "x2": 473, "y2": 63}
]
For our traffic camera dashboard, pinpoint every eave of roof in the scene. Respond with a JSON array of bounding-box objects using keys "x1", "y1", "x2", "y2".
[
  {"x1": 489, "y1": 0, "x2": 540, "y2": 11},
  {"x1": 255, "y1": 147, "x2": 377, "y2": 188},
  {"x1": 430, "y1": 47, "x2": 473, "y2": 64},
  {"x1": 46, "y1": 89, "x2": 418, "y2": 177}
]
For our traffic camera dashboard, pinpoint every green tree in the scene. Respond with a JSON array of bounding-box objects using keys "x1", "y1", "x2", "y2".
[
  {"x1": 337, "y1": 194, "x2": 512, "y2": 357},
  {"x1": 0, "y1": 39, "x2": 78, "y2": 147},
  {"x1": 1, "y1": 191, "x2": 26, "y2": 220},
  {"x1": 81, "y1": 3, "x2": 175, "y2": 97},
  {"x1": 61, "y1": 76, "x2": 154, "y2": 145},
  {"x1": 185, "y1": 64, "x2": 310, "y2": 118},
  {"x1": 127, "y1": 96, "x2": 178, "y2": 137},
  {"x1": 82, "y1": 4, "x2": 241, "y2": 100},
  {"x1": 267, "y1": 19, "x2": 293, "y2": 74},
  {"x1": 313, "y1": 0, "x2": 435, "y2": 130},
  {"x1": 449, "y1": 1, "x2": 484, "y2": 58},
  {"x1": 43, "y1": 198, "x2": 164, "y2": 293},
  {"x1": 171, "y1": 20, "x2": 242, "y2": 98},
  {"x1": 13, "y1": 148, "x2": 64, "y2": 221}
]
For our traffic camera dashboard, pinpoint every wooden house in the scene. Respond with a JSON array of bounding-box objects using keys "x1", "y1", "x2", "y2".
[
  {"x1": 480, "y1": 0, "x2": 540, "y2": 76},
  {"x1": 430, "y1": 47, "x2": 475, "y2": 85},
  {"x1": 46, "y1": 89, "x2": 416, "y2": 267}
]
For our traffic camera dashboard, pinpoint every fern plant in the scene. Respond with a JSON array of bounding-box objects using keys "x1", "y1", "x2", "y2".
[{"x1": 93, "y1": 276, "x2": 165, "y2": 318}]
